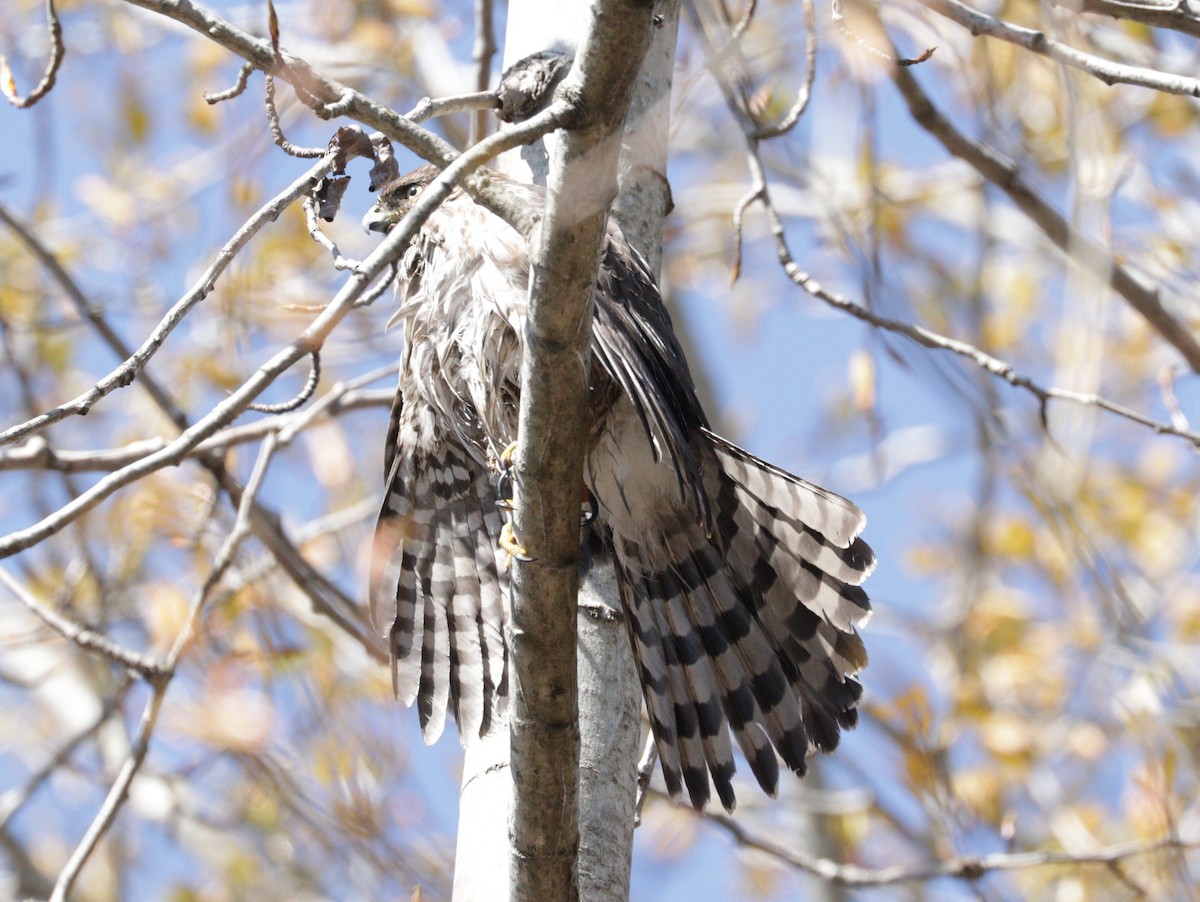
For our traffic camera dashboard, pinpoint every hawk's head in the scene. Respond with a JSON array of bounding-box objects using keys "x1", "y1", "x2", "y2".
[{"x1": 362, "y1": 164, "x2": 441, "y2": 234}]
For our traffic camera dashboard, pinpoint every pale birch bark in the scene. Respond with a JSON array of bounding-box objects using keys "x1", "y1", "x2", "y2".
[{"x1": 453, "y1": 2, "x2": 680, "y2": 900}]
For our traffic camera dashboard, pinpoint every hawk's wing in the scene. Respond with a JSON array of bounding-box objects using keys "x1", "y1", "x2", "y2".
[
  {"x1": 370, "y1": 433, "x2": 510, "y2": 745},
  {"x1": 590, "y1": 232, "x2": 713, "y2": 530}
]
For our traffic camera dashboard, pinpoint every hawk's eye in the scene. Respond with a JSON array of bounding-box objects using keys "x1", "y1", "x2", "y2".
[{"x1": 406, "y1": 184, "x2": 421, "y2": 199}]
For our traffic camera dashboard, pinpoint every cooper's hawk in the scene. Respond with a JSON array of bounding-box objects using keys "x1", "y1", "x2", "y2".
[{"x1": 363, "y1": 164, "x2": 874, "y2": 811}]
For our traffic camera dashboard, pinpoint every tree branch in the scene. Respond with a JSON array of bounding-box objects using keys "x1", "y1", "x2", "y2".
[
  {"x1": 0, "y1": 0, "x2": 65, "y2": 108},
  {"x1": 688, "y1": 795, "x2": 1197, "y2": 888},
  {"x1": 0, "y1": 569, "x2": 168, "y2": 680},
  {"x1": 0, "y1": 156, "x2": 335, "y2": 448},
  {"x1": 919, "y1": 0, "x2": 1200, "y2": 96},
  {"x1": 119, "y1": 0, "x2": 540, "y2": 234},
  {"x1": 507, "y1": 0, "x2": 658, "y2": 897},
  {"x1": 883, "y1": 26, "x2": 1200, "y2": 373},
  {"x1": 470, "y1": 0, "x2": 498, "y2": 144},
  {"x1": 1057, "y1": 0, "x2": 1200, "y2": 40}
]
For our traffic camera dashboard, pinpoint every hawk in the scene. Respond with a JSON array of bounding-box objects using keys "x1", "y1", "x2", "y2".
[{"x1": 363, "y1": 164, "x2": 874, "y2": 811}]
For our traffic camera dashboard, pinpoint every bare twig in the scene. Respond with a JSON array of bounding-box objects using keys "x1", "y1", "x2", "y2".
[
  {"x1": 204, "y1": 61, "x2": 254, "y2": 104},
  {"x1": 884, "y1": 26, "x2": 1200, "y2": 373},
  {"x1": 118, "y1": 0, "x2": 543, "y2": 234},
  {"x1": 303, "y1": 193, "x2": 363, "y2": 271},
  {"x1": 406, "y1": 90, "x2": 502, "y2": 125},
  {"x1": 919, "y1": 0, "x2": 1200, "y2": 96},
  {"x1": 265, "y1": 74, "x2": 325, "y2": 157},
  {"x1": 48, "y1": 683, "x2": 169, "y2": 902},
  {"x1": 0, "y1": 568, "x2": 168, "y2": 680},
  {"x1": 730, "y1": 0, "x2": 758, "y2": 42},
  {"x1": 1158, "y1": 365, "x2": 1190, "y2": 433},
  {"x1": 633, "y1": 730, "x2": 658, "y2": 826},
  {"x1": 751, "y1": 170, "x2": 1200, "y2": 447},
  {"x1": 353, "y1": 262, "x2": 398, "y2": 308},
  {"x1": 752, "y1": 0, "x2": 816, "y2": 139},
  {"x1": 1, "y1": 0, "x2": 65, "y2": 108},
  {"x1": 729, "y1": 185, "x2": 761, "y2": 283},
  {"x1": 1054, "y1": 0, "x2": 1200, "y2": 40},
  {"x1": 0, "y1": 680, "x2": 133, "y2": 832},
  {"x1": 681, "y1": 796, "x2": 1197, "y2": 888},
  {"x1": 48, "y1": 432, "x2": 278, "y2": 902},
  {"x1": 0, "y1": 155, "x2": 336, "y2": 448},
  {"x1": 831, "y1": 0, "x2": 936, "y2": 65},
  {"x1": 249, "y1": 351, "x2": 321, "y2": 413},
  {"x1": 470, "y1": 0, "x2": 497, "y2": 143},
  {"x1": 0, "y1": 383, "x2": 392, "y2": 473}
]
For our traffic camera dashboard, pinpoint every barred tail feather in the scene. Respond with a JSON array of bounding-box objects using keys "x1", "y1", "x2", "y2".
[
  {"x1": 472, "y1": 486, "x2": 510, "y2": 733},
  {"x1": 613, "y1": 555, "x2": 686, "y2": 800},
  {"x1": 605, "y1": 429, "x2": 873, "y2": 812},
  {"x1": 705, "y1": 432, "x2": 872, "y2": 754},
  {"x1": 443, "y1": 493, "x2": 485, "y2": 740},
  {"x1": 657, "y1": 570, "x2": 739, "y2": 811},
  {"x1": 369, "y1": 445, "x2": 510, "y2": 747},
  {"x1": 678, "y1": 547, "x2": 811, "y2": 781},
  {"x1": 670, "y1": 550, "x2": 785, "y2": 798}
]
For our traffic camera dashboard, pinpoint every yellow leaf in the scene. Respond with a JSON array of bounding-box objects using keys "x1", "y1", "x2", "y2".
[
  {"x1": 979, "y1": 712, "x2": 1035, "y2": 763},
  {"x1": 0, "y1": 56, "x2": 16, "y2": 103},
  {"x1": 848, "y1": 349, "x2": 876, "y2": 414}
]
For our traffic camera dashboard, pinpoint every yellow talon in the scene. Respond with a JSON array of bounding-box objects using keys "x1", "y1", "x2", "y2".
[
  {"x1": 499, "y1": 440, "x2": 519, "y2": 468},
  {"x1": 499, "y1": 521, "x2": 531, "y2": 566}
]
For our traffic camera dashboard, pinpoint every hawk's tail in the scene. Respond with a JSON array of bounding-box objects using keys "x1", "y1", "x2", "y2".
[{"x1": 614, "y1": 430, "x2": 873, "y2": 811}]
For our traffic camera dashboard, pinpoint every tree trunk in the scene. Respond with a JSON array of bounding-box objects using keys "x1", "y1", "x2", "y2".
[{"x1": 452, "y1": 2, "x2": 681, "y2": 900}]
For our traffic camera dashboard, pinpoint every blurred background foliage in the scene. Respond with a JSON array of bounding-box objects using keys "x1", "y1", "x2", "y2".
[{"x1": 1, "y1": 0, "x2": 1199, "y2": 899}]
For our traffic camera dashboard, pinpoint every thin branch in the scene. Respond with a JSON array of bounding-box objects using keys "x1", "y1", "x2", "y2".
[
  {"x1": 204, "y1": 61, "x2": 254, "y2": 104},
  {"x1": 303, "y1": 193, "x2": 363, "y2": 271},
  {"x1": 729, "y1": 185, "x2": 761, "y2": 283},
  {"x1": 1, "y1": 0, "x2": 65, "y2": 108},
  {"x1": 265, "y1": 74, "x2": 325, "y2": 157},
  {"x1": 0, "y1": 155, "x2": 336, "y2": 448},
  {"x1": 470, "y1": 0, "x2": 497, "y2": 144},
  {"x1": 751, "y1": 174, "x2": 1200, "y2": 447},
  {"x1": 48, "y1": 683, "x2": 168, "y2": 902},
  {"x1": 752, "y1": 0, "x2": 816, "y2": 139},
  {"x1": 0, "y1": 383, "x2": 392, "y2": 473},
  {"x1": 919, "y1": 0, "x2": 1200, "y2": 96},
  {"x1": 179, "y1": 434, "x2": 279, "y2": 663},
  {"x1": 0, "y1": 568, "x2": 168, "y2": 680},
  {"x1": 118, "y1": 0, "x2": 541, "y2": 235},
  {"x1": 685, "y1": 797, "x2": 1197, "y2": 888},
  {"x1": 1056, "y1": 0, "x2": 1200, "y2": 40},
  {"x1": 353, "y1": 263, "x2": 398, "y2": 308},
  {"x1": 0, "y1": 680, "x2": 133, "y2": 832},
  {"x1": 49, "y1": 432, "x2": 278, "y2": 902},
  {"x1": 1158, "y1": 365, "x2": 1190, "y2": 433},
  {"x1": 633, "y1": 730, "x2": 658, "y2": 826},
  {"x1": 884, "y1": 28, "x2": 1200, "y2": 373},
  {"x1": 730, "y1": 0, "x2": 758, "y2": 42},
  {"x1": 406, "y1": 90, "x2": 501, "y2": 125},
  {"x1": 249, "y1": 351, "x2": 321, "y2": 413}
]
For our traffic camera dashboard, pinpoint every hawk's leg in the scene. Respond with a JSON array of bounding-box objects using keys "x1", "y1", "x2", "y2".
[
  {"x1": 499, "y1": 521, "x2": 532, "y2": 564},
  {"x1": 491, "y1": 441, "x2": 595, "y2": 564},
  {"x1": 492, "y1": 441, "x2": 533, "y2": 564}
]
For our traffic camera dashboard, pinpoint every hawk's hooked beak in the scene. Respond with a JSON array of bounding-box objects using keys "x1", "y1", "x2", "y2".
[{"x1": 362, "y1": 205, "x2": 394, "y2": 235}]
